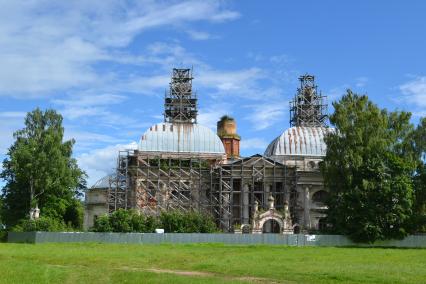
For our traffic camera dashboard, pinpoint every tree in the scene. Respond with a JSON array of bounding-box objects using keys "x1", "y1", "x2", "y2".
[
  {"x1": 411, "y1": 118, "x2": 426, "y2": 232},
  {"x1": 0, "y1": 108, "x2": 86, "y2": 228},
  {"x1": 322, "y1": 90, "x2": 416, "y2": 243}
]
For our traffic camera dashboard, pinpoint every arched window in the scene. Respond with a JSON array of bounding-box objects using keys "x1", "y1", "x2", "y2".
[
  {"x1": 312, "y1": 190, "x2": 328, "y2": 204},
  {"x1": 293, "y1": 225, "x2": 301, "y2": 234}
]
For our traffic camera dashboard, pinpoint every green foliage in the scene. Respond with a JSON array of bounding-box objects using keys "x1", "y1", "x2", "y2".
[
  {"x1": 0, "y1": 230, "x2": 6, "y2": 242},
  {"x1": 411, "y1": 118, "x2": 426, "y2": 232},
  {"x1": 11, "y1": 216, "x2": 69, "y2": 232},
  {"x1": 92, "y1": 209, "x2": 217, "y2": 233},
  {"x1": 0, "y1": 108, "x2": 86, "y2": 229},
  {"x1": 92, "y1": 209, "x2": 156, "y2": 233},
  {"x1": 109, "y1": 209, "x2": 136, "y2": 233},
  {"x1": 64, "y1": 199, "x2": 84, "y2": 229},
  {"x1": 322, "y1": 90, "x2": 416, "y2": 243},
  {"x1": 159, "y1": 211, "x2": 217, "y2": 233},
  {"x1": 92, "y1": 215, "x2": 112, "y2": 232}
]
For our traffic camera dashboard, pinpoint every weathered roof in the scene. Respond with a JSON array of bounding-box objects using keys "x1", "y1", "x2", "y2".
[
  {"x1": 138, "y1": 122, "x2": 225, "y2": 156},
  {"x1": 264, "y1": 127, "x2": 334, "y2": 157},
  {"x1": 90, "y1": 174, "x2": 114, "y2": 190}
]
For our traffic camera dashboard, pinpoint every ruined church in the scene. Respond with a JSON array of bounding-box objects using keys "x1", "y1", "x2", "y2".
[{"x1": 84, "y1": 69, "x2": 333, "y2": 234}]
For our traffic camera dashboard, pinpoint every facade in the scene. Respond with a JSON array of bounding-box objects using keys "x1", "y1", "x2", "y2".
[
  {"x1": 264, "y1": 75, "x2": 332, "y2": 232},
  {"x1": 84, "y1": 70, "x2": 332, "y2": 234}
]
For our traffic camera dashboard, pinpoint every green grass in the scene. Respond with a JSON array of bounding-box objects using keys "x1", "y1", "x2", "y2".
[{"x1": 0, "y1": 243, "x2": 425, "y2": 283}]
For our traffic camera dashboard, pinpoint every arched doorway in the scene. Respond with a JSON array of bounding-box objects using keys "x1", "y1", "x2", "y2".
[
  {"x1": 293, "y1": 225, "x2": 301, "y2": 234},
  {"x1": 262, "y1": 219, "x2": 281, "y2": 233}
]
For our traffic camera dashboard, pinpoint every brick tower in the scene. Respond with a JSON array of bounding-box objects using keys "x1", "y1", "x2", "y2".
[{"x1": 217, "y1": 115, "x2": 240, "y2": 159}]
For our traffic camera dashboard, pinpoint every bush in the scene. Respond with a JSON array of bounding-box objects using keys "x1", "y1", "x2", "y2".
[
  {"x1": 12, "y1": 216, "x2": 68, "y2": 232},
  {"x1": 159, "y1": 210, "x2": 217, "y2": 233},
  {"x1": 92, "y1": 215, "x2": 112, "y2": 232},
  {"x1": 0, "y1": 229, "x2": 7, "y2": 242},
  {"x1": 91, "y1": 209, "x2": 218, "y2": 233},
  {"x1": 92, "y1": 209, "x2": 155, "y2": 233}
]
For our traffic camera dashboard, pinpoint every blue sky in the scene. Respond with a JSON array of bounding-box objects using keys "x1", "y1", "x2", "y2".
[{"x1": 1, "y1": 1, "x2": 426, "y2": 186}]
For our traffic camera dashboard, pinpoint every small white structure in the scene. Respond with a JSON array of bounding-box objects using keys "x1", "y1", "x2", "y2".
[{"x1": 29, "y1": 205, "x2": 40, "y2": 220}]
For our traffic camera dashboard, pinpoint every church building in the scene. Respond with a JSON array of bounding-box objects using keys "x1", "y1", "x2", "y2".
[{"x1": 84, "y1": 69, "x2": 333, "y2": 234}]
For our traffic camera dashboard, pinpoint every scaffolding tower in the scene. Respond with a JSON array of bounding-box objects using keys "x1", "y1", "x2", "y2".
[
  {"x1": 130, "y1": 153, "x2": 216, "y2": 216},
  {"x1": 289, "y1": 74, "x2": 328, "y2": 127},
  {"x1": 164, "y1": 68, "x2": 197, "y2": 123},
  {"x1": 107, "y1": 150, "x2": 132, "y2": 213}
]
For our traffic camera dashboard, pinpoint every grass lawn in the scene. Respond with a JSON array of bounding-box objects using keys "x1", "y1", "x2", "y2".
[{"x1": 0, "y1": 243, "x2": 425, "y2": 283}]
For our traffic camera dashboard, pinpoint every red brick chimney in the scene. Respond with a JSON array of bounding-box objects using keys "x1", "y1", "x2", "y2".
[{"x1": 217, "y1": 115, "x2": 240, "y2": 159}]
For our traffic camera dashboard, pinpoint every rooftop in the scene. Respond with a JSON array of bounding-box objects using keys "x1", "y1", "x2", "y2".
[
  {"x1": 138, "y1": 122, "x2": 225, "y2": 157},
  {"x1": 264, "y1": 126, "x2": 333, "y2": 157}
]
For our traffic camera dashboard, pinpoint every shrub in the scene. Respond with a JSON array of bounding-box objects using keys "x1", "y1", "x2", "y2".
[
  {"x1": 108, "y1": 209, "x2": 133, "y2": 232},
  {"x1": 91, "y1": 209, "x2": 218, "y2": 233},
  {"x1": 0, "y1": 229, "x2": 7, "y2": 242},
  {"x1": 92, "y1": 209, "x2": 153, "y2": 233},
  {"x1": 92, "y1": 215, "x2": 112, "y2": 232},
  {"x1": 12, "y1": 216, "x2": 67, "y2": 232},
  {"x1": 159, "y1": 210, "x2": 217, "y2": 233}
]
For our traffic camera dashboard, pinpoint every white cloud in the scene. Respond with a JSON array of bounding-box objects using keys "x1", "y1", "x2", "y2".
[
  {"x1": 244, "y1": 102, "x2": 287, "y2": 130},
  {"x1": 187, "y1": 30, "x2": 212, "y2": 40},
  {"x1": 0, "y1": 113, "x2": 24, "y2": 155},
  {"x1": 77, "y1": 142, "x2": 137, "y2": 186},
  {"x1": 355, "y1": 77, "x2": 368, "y2": 88},
  {"x1": 197, "y1": 68, "x2": 266, "y2": 98},
  {"x1": 0, "y1": 1, "x2": 239, "y2": 98},
  {"x1": 399, "y1": 76, "x2": 426, "y2": 107},
  {"x1": 53, "y1": 93, "x2": 126, "y2": 107},
  {"x1": 64, "y1": 129, "x2": 126, "y2": 152},
  {"x1": 240, "y1": 138, "x2": 268, "y2": 151},
  {"x1": 198, "y1": 104, "x2": 231, "y2": 130},
  {"x1": 327, "y1": 85, "x2": 349, "y2": 102},
  {"x1": 0, "y1": 112, "x2": 27, "y2": 119}
]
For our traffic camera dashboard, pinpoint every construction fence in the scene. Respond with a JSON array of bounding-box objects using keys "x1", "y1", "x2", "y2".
[{"x1": 7, "y1": 232, "x2": 426, "y2": 248}]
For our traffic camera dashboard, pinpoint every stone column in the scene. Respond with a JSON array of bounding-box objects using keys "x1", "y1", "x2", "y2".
[
  {"x1": 304, "y1": 186, "x2": 311, "y2": 229},
  {"x1": 264, "y1": 183, "x2": 273, "y2": 207},
  {"x1": 243, "y1": 183, "x2": 249, "y2": 224}
]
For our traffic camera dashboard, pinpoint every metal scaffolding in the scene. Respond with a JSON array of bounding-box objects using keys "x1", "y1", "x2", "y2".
[
  {"x1": 129, "y1": 153, "x2": 217, "y2": 216},
  {"x1": 289, "y1": 74, "x2": 328, "y2": 127},
  {"x1": 107, "y1": 150, "x2": 132, "y2": 213},
  {"x1": 210, "y1": 155, "x2": 297, "y2": 231},
  {"x1": 164, "y1": 68, "x2": 197, "y2": 124},
  {"x1": 106, "y1": 67, "x2": 299, "y2": 232},
  {"x1": 107, "y1": 151, "x2": 297, "y2": 232}
]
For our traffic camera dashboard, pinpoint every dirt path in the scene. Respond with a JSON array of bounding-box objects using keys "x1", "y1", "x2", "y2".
[
  {"x1": 143, "y1": 267, "x2": 283, "y2": 283},
  {"x1": 48, "y1": 264, "x2": 285, "y2": 283}
]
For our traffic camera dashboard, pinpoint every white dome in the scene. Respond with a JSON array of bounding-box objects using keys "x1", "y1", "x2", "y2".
[
  {"x1": 138, "y1": 122, "x2": 225, "y2": 157},
  {"x1": 264, "y1": 127, "x2": 333, "y2": 157}
]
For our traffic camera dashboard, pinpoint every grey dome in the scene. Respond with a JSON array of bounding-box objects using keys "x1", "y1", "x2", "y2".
[
  {"x1": 265, "y1": 127, "x2": 333, "y2": 157},
  {"x1": 138, "y1": 122, "x2": 225, "y2": 157}
]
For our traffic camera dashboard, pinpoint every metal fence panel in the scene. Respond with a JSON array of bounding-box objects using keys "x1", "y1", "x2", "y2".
[{"x1": 6, "y1": 232, "x2": 426, "y2": 248}]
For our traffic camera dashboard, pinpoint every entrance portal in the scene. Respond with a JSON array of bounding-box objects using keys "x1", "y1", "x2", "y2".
[{"x1": 262, "y1": 219, "x2": 281, "y2": 233}]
